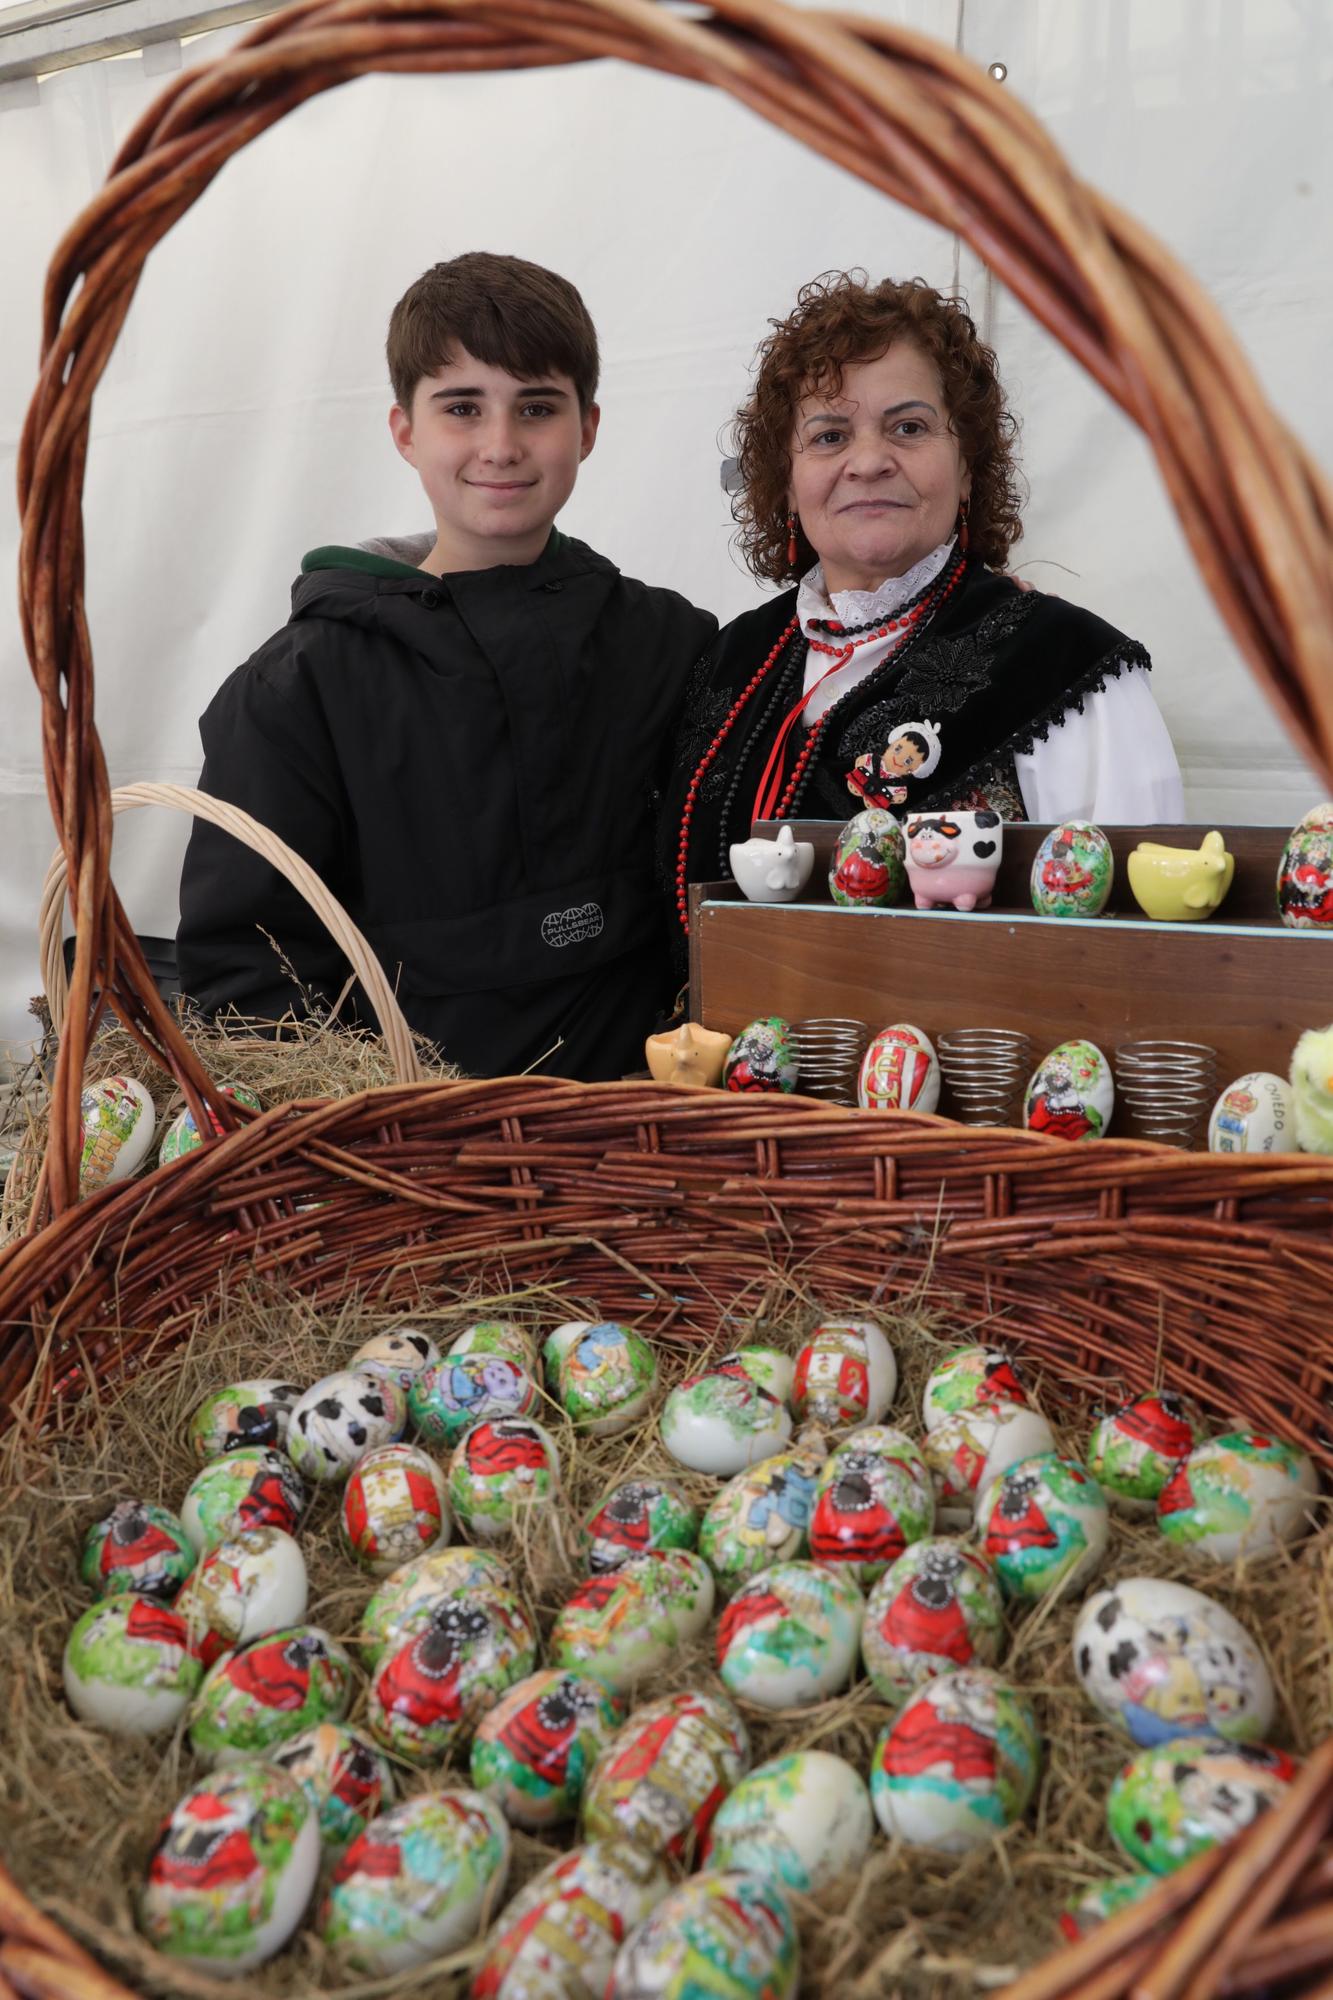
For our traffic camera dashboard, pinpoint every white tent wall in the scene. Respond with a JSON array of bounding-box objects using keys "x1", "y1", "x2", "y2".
[{"x1": 1, "y1": 0, "x2": 1329, "y2": 1057}]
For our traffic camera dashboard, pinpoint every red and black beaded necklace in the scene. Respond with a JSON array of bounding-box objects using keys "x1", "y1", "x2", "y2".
[{"x1": 674, "y1": 549, "x2": 967, "y2": 932}]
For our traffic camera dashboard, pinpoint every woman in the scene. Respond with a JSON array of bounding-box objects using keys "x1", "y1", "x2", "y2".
[{"x1": 664, "y1": 273, "x2": 1183, "y2": 931}]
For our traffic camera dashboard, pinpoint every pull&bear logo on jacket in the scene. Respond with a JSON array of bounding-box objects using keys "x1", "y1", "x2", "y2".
[{"x1": 540, "y1": 903, "x2": 605, "y2": 949}]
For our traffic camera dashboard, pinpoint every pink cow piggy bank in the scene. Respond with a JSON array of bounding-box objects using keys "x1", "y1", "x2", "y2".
[{"x1": 904, "y1": 811, "x2": 1004, "y2": 911}]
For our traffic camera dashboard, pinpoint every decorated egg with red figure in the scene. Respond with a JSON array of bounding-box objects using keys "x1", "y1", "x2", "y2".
[
  {"x1": 580, "y1": 1476, "x2": 701, "y2": 1575},
  {"x1": 581, "y1": 1687, "x2": 749, "y2": 1859},
  {"x1": 64, "y1": 1595, "x2": 202, "y2": 1735},
  {"x1": 189, "y1": 1624, "x2": 353, "y2": 1765},
  {"x1": 723, "y1": 1016, "x2": 799, "y2": 1094},
  {"x1": 158, "y1": 1081, "x2": 263, "y2": 1166},
  {"x1": 137, "y1": 1762, "x2": 320, "y2": 1974},
  {"x1": 356, "y1": 1545, "x2": 515, "y2": 1668},
  {"x1": 448, "y1": 1416, "x2": 561, "y2": 1543},
  {"x1": 1108, "y1": 1737, "x2": 1299, "y2": 1874},
  {"x1": 409, "y1": 1352, "x2": 539, "y2": 1451},
  {"x1": 792, "y1": 1318, "x2": 897, "y2": 1432},
  {"x1": 922, "y1": 1345, "x2": 1031, "y2": 1433},
  {"x1": 321, "y1": 1791, "x2": 510, "y2": 1975},
  {"x1": 829, "y1": 807, "x2": 907, "y2": 908},
  {"x1": 351, "y1": 1326, "x2": 441, "y2": 1395},
  {"x1": 367, "y1": 1589, "x2": 538, "y2": 1764},
  {"x1": 471, "y1": 1839, "x2": 671, "y2": 2000},
  {"x1": 871, "y1": 1668, "x2": 1041, "y2": 1850},
  {"x1": 858, "y1": 1022, "x2": 941, "y2": 1114},
  {"x1": 470, "y1": 1668, "x2": 623, "y2": 1829},
  {"x1": 861, "y1": 1539, "x2": 1005, "y2": 1707},
  {"x1": 922, "y1": 1402, "x2": 1057, "y2": 1525},
  {"x1": 340, "y1": 1443, "x2": 451, "y2": 1574},
  {"x1": 188, "y1": 1379, "x2": 302, "y2": 1460},
  {"x1": 610, "y1": 1870, "x2": 799, "y2": 2000},
  {"x1": 286, "y1": 1370, "x2": 406, "y2": 1484},
  {"x1": 660, "y1": 1361, "x2": 793, "y2": 1476},
  {"x1": 809, "y1": 1428, "x2": 934, "y2": 1583},
  {"x1": 1025, "y1": 1039, "x2": 1114, "y2": 1142},
  {"x1": 181, "y1": 1446, "x2": 306, "y2": 1555},
  {"x1": 1087, "y1": 1391, "x2": 1206, "y2": 1514},
  {"x1": 1157, "y1": 1432, "x2": 1319, "y2": 1559},
  {"x1": 80, "y1": 1499, "x2": 196, "y2": 1601},
  {"x1": 716, "y1": 1560, "x2": 864, "y2": 1709},
  {"x1": 979, "y1": 1453, "x2": 1110, "y2": 1600},
  {"x1": 1277, "y1": 803, "x2": 1333, "y2": 929},
  {"x1": 175, "y1": 1527, "x2": 308, "y2": 1667},
  {"x1": 551, "y1": 1551, "x2": 715, "y2": 1696},
  {"x1": 269, "y1": 1722, "x2": 395, "y2": 1854}
]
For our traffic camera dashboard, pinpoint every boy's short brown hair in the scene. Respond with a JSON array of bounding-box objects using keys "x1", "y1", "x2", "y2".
[{"x1": 387, "y1": 252, "x2": 600, "y2": 415}]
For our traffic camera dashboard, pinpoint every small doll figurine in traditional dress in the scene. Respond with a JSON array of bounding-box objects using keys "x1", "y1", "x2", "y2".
[{"x1": 848, "y1": 719, "x2": 943, "y2": 811}]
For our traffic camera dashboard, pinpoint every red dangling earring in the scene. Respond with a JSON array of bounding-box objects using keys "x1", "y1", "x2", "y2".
[
  {"x1": 786, "y1": 512, "x2": 799, "y2": 569},
  {"x1": 957, "y1": 497, "x2": 971, "y2": 553}
]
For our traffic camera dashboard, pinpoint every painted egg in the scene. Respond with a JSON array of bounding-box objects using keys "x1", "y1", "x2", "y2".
[
  {"x1": 181, "y1": 1446, "x2": 306, "y2": 1554},
  {"x1": 792, "y1": 1318, "x2": 898, "y2": 1432},
  {"x1": 872, "y1": 1668, "x2": 1041, "y2": 1850},
  {"x1": 808, "y1": 1425, "x2": 932, "y2": 1582},
  {"x1": 321, "y1": 1791, "x2": 510, "y2": 1974},
  {"x1": 1073, "y1": 1576, "x2": 1274, "y2": 1747},
  {"x1": 340, "y1": 1442, "x2": 452, "y2": 1573},
  {"x1": 174, "y1": 1526, "x2": 308, "y2": 1667},
  {"x1": 64, "y1": 1596, "x2": 201, "y2": 1734},
  {"x1": 409, "y1": 1352, "x2": 539, "y2": 1450},
  {"x1": 357, "y1": 1545, "x2": 515, "y2": 1668},
  {"x1": 724, "y1": 1016, "x2": 799, "y2": 1094},
  {"x1": 581, "y1": 1476, "x2": 701, "y2": 1575},
  {"x1": 1030, "y1": 820, "x2": 1115, "y2": 917},
  {"x1": 610, "y1": 1869, "x2": 798, "y2": 2000},
  {"x1": 1157, "y1": 1432, "x2": 1319, "y2": 1559},
  {"x1": 447, "y1": 1319, "x2": 537, "y2": 1368},
  {"x1": 1276, "y1": 802, "x2": 1333, "y2": 929},
  {"x1": 448, "y1": 1416, "x2": 561, "y2": 1543},
  {"x1": 1025, "y1": 1039, "x2": 1114, "y2": 1141},
  {"x1": 1208, "y1": 1071, "x2": 1295, "y2": 1154},
  {"x1": 979, "y1": 1453, "x2": 1109, "y2": 1600},
  {"x1": 189, "y1": 1624, "x2": 352, "y2": 1764},
  {"x1": 351, "y1": 1326, "x2": 442, "y2": 1394},
  {"x1": 470, "y1": 1668, "x2": 623, "y2": 1829},
  {"x1": 158, "y1": 1081, "x2": 263, "y2": 1166},
  {"x1": 719, "y1": 1344, "x2": 796, "y2": 1404},
  {"x1": 268, "y1": 1722, "x2": 395, "y2": 1854},
  {"x1": 1058, "y1": 1873, "x2": 1161, "y2": 1941},
  {"x1": 367, "y1": 1589, "x2": 538, "y2": 1764},
  {"x1": 137, "y1": 1762, "x2": 320, "y2": 1974},
  {"x1": 704, "y1": 1750, "x2": 873, "y2": 1893},
  {"x1": 543, "y1": 1319, "x2": 658, "y2": 1435},
  {"x1": 862, "y1": 1538, "x2": 1004, "y2": 1706},
  {"x1": 582, "y1": 1687, "x2": 749, "y2": 1859},
  {"x1": 922, "y1": 1403, "x2": 1057, "y2": 1524},
  {"x1": 1108, "y1": 1736, "x2": 1299, "y2": 1873},
  {"x1": 699, "y1": 1447, "x2": 823, "y2": 1597},
  {"x1": 716, "y1": 1559, "x2": 863, "y2": 1709},
  {"x1": 80, "y1": 1499, "x2": 195, "y2": 1601},
  {"x1": 660, "y1": 1364, "x2": 793, "y2": 1476},
  {"x1": 472, "y1": 1838, "x2": 671, "y2": 1998},
  {"x1": 188, "y1": 1378, "x2": 302, "y2": 1459},
  {"x1": 78, "y1": 1074, "x2": 156, "y2": 1194},
  {"x1": 286, "y1": 1370, "x2": 405, "y2": 1483},
  {"x1": 829, "y1": 807, "x2": 907, "y2": 908},
  {"x1": 922, "y1": 1345, "x2": 1031, "y2": 1432},
  {"x1": 858, "y1": 1023, "x2": 941, "y2": 1113},
  {"x1": 1087, "y1": 1391, "x2": 1206, "y2": 1513},
  {"x1": 551, "y1": 1550, "x2": 715, "y2": 1695}
]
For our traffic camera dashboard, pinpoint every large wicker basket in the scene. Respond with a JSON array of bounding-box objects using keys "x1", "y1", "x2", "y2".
[{"x1": 7, "y1": 5, "x2": 1333, "y2": 1996}]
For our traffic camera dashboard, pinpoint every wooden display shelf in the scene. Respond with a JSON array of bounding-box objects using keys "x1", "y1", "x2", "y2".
[{"x1": 689, "y1": 822, "x2": 1331, "y2": 1132}]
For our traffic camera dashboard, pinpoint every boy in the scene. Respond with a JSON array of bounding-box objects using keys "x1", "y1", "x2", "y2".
[{"x1": 176, "y1": 253, "x2": 716, "y2": 1079}]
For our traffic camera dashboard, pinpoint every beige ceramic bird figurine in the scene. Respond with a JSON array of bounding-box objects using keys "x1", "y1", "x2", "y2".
[
  {"x1": 1290, "y1": 1026, "x2": 1333, "y2": 1154},
  {"x1": 644, "y1": 1022, "x2": 733, "y2": 1089},
  {"x1": 1126, "y1": 830, "x2": 1235, "y2": 921}
]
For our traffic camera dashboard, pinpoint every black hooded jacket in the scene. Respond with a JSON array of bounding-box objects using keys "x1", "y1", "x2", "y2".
[{"x1": 176, "y1": 532, "x2": 717, "y2": 1080}]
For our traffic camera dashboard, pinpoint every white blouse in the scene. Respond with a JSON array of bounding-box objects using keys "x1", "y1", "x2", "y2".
[{"x1": 796, "y1": 543, "x2": 1184, "y2": 824}]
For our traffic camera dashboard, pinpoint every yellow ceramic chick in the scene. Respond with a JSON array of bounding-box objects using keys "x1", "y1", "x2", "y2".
[
  {"x1": 1126, "y1": 830, "x2": 1235, "y2": 922},
  {"x1": 1289, "y1": 1027, "x2": 1333, "y2": 1154}
]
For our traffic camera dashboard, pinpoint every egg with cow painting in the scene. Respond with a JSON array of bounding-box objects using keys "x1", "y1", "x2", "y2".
[
  {"x1": 356, "y1": 1545, "x2": 515, "y2": 1668},
  {"x1": 544, "y1": 1319, "x2": 659, "y2": 1435},
  {"x1": 471, "y1": 1839, "x2": 671, "y2": 1999},
  {"x1": 660, "y1": 1363, "x2": 793, "y2": 1477},
  {"x1": 1087, "y1": 1391, "x2": 1206, "y2": 1513},
  {"x1": 979, "y1": 1453, "x2": 1109, "y2": 1600},
  {"x1": 188, "y1": 1379, "x2": 303, "y2": 1459},
  {"x1": 861, "y1": 1538, "x2": 1005, "y2": 1706},
  {"x1": 610, "y1": 1869, "x2": 798, "y2": 2000},
  {"x1": 340, "y1": 1443, "x2": 451, "y2": 1574},
  {"x1": 320, "y1": 1791, "x2": 510, "y2": 1975},
  {"x1": 1157, "y1": 1432, "x2": 1319, "y2": 1559},
  {"x1": 366, "y1": 1589, "x2": 538, "y2": 1765},
  {"x1": 792, "y1": 1318, "x2": 897, "y2": 1432},
  {"x1": 922, "y1": 1402, "x2": 1057, "y2": 1526},
  {"x1": 716, "y1": 1559, "x2": 863, "y2": 1709},
  {"x1": 829, "y1": 807, "x2": 906, "y2": 908},
  {"x1": 704, "y1": 1750, "x2": 873, "y2": 1894},
  {"x1": 189, "y1": 1625, "x2": 352, "y2": 1765},
  {"x1": 581, "y1": 1687, "x2": 749, "y2": 1860},
  {"x1": 699, "y1": 1446, "x2": 824, "y2": 1597},
  {"x1": 174, "y1": 1527, "x2": 308, "y2": 1667},
  {"x1": 448, "y1": 1417, "x2": 561, "y2": 1544},
  {"x1": 409, "y1": 1352, "x2": 539, "y2": 1450},
  {"x1": 286, "y1": 1371, "x2": 405, "y2": 1484},
  {"x1": 78, "y1": 1074, "x2": 156, "y2": 1195},
  {"x1": 470, "y1": 1668, "x2": 623, "y2": 1829},
  {"x1": 551, "y1": 1551, "x2": 715, "y2": 1696},
  {"x1": 808, "y1": 1427, "x2": 934, "y2": 1583},
  {"x1": 580, "y1": 1476, "x2": 701, "y2": 1575},
  {"x1": 80, "y1": 1500, "x2": 196, "y2": 1601},
  {"x1": 723, "y1": 1016, "x2": 799, "y2": 1094},
  {"x1": 137, "y1": 1762, "x2": 320, "y2": 1974},
  {"x1": 871, "y1": 1668, "x2": 1041, "y2": 1851},
  {"x1": 268, "y1": 1723, "x2": 395, "y2": 1854},
  {"x1": 64, "y1": 1596, "x2": 202, "y2": 1735},
  {"x1": 181, "y1": 1447, "x2": 306, "y2": 1555},
  {"x1": 922, "y1": 1345, "x2": 1031, "y2": 1432},
  {"x1": 1073, "y1": 1576, "x2": 1274, "y2": 1747},
  {"x1": 350, "y1": 1326, "x2": 441, "y2": 1395},
  {"x1": 1108, "y1": 1737, "x2": 1299, "y2": 1874},
  {"x1": 1025, "y1": 1039, "x2": 1114, "y2": 1141},
  {"x1": 858, "y1": 1023, "x2": 941, "y2": 1114}
]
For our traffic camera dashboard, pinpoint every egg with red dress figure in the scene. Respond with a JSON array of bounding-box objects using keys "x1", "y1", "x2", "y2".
[
  {"x1": 922, "y1": 1402, "x2": 1057, "y2": 1525},
  {"x1": 581, "y1": 1687, "x2": 749, "y2": 1860},
  {"x1": 189, "y1": 1624, "x2": 353, "y2": 1765},
  {"x1": 351, "y1": 1326, "x2": 441, "y2": 1395},
  {"x1": 580, "y1": 1476, "x2": 701, "y2": 1575},
  {"x1": 268, "y1": 1722, "x2": 395, "y2": 1854},
  {"x1": 1157, "y1": 1432, "x2": 1319, "y2": 1559},
  {"x1": 829, "y1": 807, "x2": 907, "y2": 907},
  {"x1": 64, "y1": 1595, "x2": 202, "y2": 1735},
  {"x1": 471, "y1": 1839, "x2": 671, "y2": 1999},
  {"x1": 1024, "y1": 1039, "x2": 1114, "y2": 1141},
  {"x1": 1087, "y1": 1391, "x2": 1206, "y2": 1514},
  {"x1": 551, "y1": 1551, "x2": 715, "y2": 1696},
  {"x1": 470, "y1": 1667, "x2": 623, "y2": 1830},
  {"x1": 861, "y1": 1538, "x2": 1005, "y2": 1706},
  {"x1": 610, "y1": 1870, "x2": 799, "y2": 2000},
  {"x1": 366, "y1": 1589, "x2": 538, "y2": 1764},
  {"x1": 716, "y1": 1559, "x2": 864, "y2": 1709},
  {"x1": 174, "y1": 1527, "x2": 308, "y2": 1667},
  {"x1": 922, "y1": 1344, "x2": 1032, "y2": 1432},
  {"x1": 1276, "y1": 803, "x2": 1333, "y2": 929},
  {"x1": 858, "y1": 1023, "x2": 941, "y2": 1113},
  {"x1": 870, "y1": 1668, "x2": 1041, "y2": 1850},
  {"x1": 340, "y1": 1443, "x2": 451, "y2": 1573},
  {"x1": 320, "y1": 1791, "x2": 510, "y2": 1976},
  {"x1": 792, "y1": 1318, "x2": 897, "y2": 1432},
  {"x1": 286, "y1": 1370, "x2": 406, "y2": 1483},
  {"x1": 447, "y1": 1416, "x2": 561, "y2": 1543},
  {"x1": 808, "y1": 1427, "x2": 934, "y2": 1583},
  {"x1": 80, "y1": 1500, "x2": 196, "y2": 1601},
  {"x1": 979, "y1": 1453, "x2": 1110, "y2": 1600},
  {"x1": 181, "y1": 1446, "x2": 306, "y2": 1554},
  {"x1": 356, "y1": 1545, "x2": 516, "y2": 1668},
  {"x1": 723, "y1": 1016, "x2": 799, "y2": 1093}
]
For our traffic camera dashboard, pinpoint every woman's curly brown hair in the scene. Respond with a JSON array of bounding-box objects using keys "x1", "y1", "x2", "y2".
[{"x1": 732, "y1": 271, "x2": 1024, "y2": 582}]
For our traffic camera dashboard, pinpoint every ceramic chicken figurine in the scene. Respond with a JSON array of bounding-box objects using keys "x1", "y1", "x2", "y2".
[
  {"x1": 644, "y1": 1022, "x2": 733, "y2": 1089},
  {"x1": 1126, "y1": 830, "x2": 1235, "y2": 922},
  {"x1": 728, "y1": 825, "x2": 815, "y2": 903},
  {"x1": 1289, "y1": 1027, "x2": 1333, "y2": 1153}
]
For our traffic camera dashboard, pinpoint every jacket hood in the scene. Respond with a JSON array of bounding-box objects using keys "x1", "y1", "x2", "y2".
[{"x1": 288, "y1": 529, "x2": 619, "y2": 636}]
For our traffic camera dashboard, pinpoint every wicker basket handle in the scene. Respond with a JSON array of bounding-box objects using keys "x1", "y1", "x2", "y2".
[{"x1": 37, "y1": 782, "x2": 425, "y2": 1085}]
